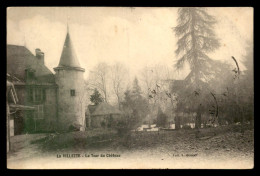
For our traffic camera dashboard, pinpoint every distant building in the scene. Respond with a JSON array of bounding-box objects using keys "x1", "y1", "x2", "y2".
[
  {"x1": 86, "y1": 102, "x2": 122, "y2": 128},
  {"x1": 6, "y1": 26, "x2": 85, "y2": 133}
]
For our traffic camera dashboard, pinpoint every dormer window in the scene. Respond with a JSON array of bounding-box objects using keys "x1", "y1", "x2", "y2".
[
  {"x1": 70, "y1": 89, "x2": 75, "y2": 96},
  {"x1": 25, "y1": 68, "x2": 36, "y2": 81}
]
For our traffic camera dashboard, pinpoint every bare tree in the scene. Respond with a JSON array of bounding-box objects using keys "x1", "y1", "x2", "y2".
[
  {"x1": 140, "y1": 66, "x2": 154, "y2": 98},
  {"x1": 110, "y1": 62, "x2": 129, "y2": 108},
  {"x1": 140, "y1": 64, "x2": 176, "y2": 127},
  {"x1": 88, "y1": 63, "x2": 110, "y2": 102}
]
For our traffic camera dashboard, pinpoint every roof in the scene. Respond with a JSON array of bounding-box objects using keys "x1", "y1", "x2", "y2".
[
  {"x1": 91, "y1": 102, "x2": 122, "y2": 116},
  {"x1": 9, "y1": 104, "x2": 35, "y2": 111},
  {"x1": 55, "y1": 31, "x2": 84, "y2": 71},
  {"x1": 7, "y1": 45, "x2": 55, "y2": 83},
  {"x1": 88, "y1": 105, "x2": 97, "y2": 114},
  {"x1": 170, "y1": 71, "x2": 195, "y2": 93},
  {"x1": 170, "y1": 79, "x2": 186, "y2": 93}
]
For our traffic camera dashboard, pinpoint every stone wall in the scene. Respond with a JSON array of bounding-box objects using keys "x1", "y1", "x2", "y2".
[
  {"x1": 55, "y1": 69, "x2": 85, "y2": 131},
  {"x1": 14, "y1": 85, "x2": 58, "y2": 132}
]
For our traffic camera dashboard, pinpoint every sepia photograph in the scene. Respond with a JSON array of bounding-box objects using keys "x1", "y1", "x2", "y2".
[{"x1": 6, "y1": 7, "x2": 253, "y2": 169}]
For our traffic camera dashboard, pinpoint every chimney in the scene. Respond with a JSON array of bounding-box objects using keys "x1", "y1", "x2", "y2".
[{"x1": 35, "y1": 48, "x2": 45, "y2": 65}]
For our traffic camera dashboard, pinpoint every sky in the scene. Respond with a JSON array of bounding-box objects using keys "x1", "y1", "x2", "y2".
[{"x1": 7, "y1": 7, "x2": 253, "y2": 80}]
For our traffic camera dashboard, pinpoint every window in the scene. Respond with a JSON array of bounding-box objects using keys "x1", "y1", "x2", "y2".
[
  {"x1": 35, "y1": 88, "x2": 42, "y2": 102},
  {"x1": 27, "y1": 88, "x2": 46, "y2": 102},
  {"x1": 25, "y1": 68, "x2": 35, "y2": 80},
  {"x1": 28, "y1": 71, "x2": 35, "y2": 79},
  {"x1": 34, "y1": 105, "x2": 44, "y2": 119},
  {"x1": 42, "y1": 89, "x2": 46, "y2": 101},
  {"x1": 70, "y1": 89, "x2": 76, "y2": 96},
  {"x1": 27, "y1": 88, "x2": 34, "y2": 102}
]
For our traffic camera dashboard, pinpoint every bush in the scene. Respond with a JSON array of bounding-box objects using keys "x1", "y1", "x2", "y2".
[
  {"x1": 115, "y1": 120, "x2": 131, "y2": 137},
  {"x1": 157, "y1": 108, "x2": 168, "y2": 128},
  {"x1": 182, "y1": 124, "x2": 192, "y2": 130},
  {"x1": 68, "y1": 124, "x2": 81, "y2": 132}
]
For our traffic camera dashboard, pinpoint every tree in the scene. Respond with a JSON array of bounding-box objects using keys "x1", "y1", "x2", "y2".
[
  {"x1": 121, "y1": 78, "x2": 149, "y2": 130},
  {"x1": 132, "y1": 77, "x2": 142, "y2": 98},
  {"x1": 140, "y1": 66, "x2": 154, "y2": 98},
  {"x1": 90, "y1": 88, "x2": 103, "y2": 105},
  {"x1": 174, "y1": 7, "x2": 220, "y2": 128},
  {"x1": 111, "y1": 62, "x2": 129, "y2": 109},
  {"x1": 241, "y1": 41, "x2": 254, "y2": 123},
  {"x1": 140, "y1": 65, "x2": 174, "y2": 100},
  {"x1": 157, "y1": 107, "x2": 168, "y2": 128},
  {"x1": 140, "y1": 65, "x2": 178, "y2": 128},
  {"x1": 88, "y1": 63, "x2": 110, "y2": 102},
  {"x1": 228, "y1": 41, "x2": 254, "y2": 124}
]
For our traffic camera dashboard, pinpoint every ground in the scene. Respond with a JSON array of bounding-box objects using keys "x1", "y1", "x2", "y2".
[{"x1": 7, "y1": 124, "x2": 254, "y2": 169}]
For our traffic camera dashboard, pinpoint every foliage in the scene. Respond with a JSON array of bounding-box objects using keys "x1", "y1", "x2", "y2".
[
  {"x1": 218, "y1": 41, "x2": 254, "y2": 124},
  {"x1": 90, "y1": 88, "x2": 103, "y2": 105},
  {"x1": 88, "y1": 63, "x2": 110, "y2": 102},
  {"x1": 87, "y1": 62, "x2": 129, "y2": 105},
  {"x1": 156, "y1": 107, "x2": 168, "y2": 128},
  {"x1": 174, "y1": 7, "x2": 220, "y2": 71},
  {"x1": 121, "y1": 78, "x2": 149, "y2": 131},
  {"x1": 174, "y1": 7, "x2": 221, "y2": 128},
  {"x1": 111, "y1": 62, "x2": 129, "y2": 108}
]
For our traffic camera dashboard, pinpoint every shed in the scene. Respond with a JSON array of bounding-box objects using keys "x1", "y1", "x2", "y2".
[{"x1": 89, "y1": 102, "x2": 122, "y2": 128}]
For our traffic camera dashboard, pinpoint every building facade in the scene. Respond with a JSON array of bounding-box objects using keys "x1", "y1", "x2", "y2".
[
  {"x1": 86, "y1": 102, "x2": 122, "y2": 128},
  {"x1": 7, "y1": 27, "x2": 85, "y2": 133},
  {"x1": 54, "y1": 28, "x2": 86, "y2": 131}
]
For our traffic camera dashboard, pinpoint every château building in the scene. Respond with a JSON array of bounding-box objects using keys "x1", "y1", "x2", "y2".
[{"x1": 7, "y1": 26, "x2": 86, "y2": 134}]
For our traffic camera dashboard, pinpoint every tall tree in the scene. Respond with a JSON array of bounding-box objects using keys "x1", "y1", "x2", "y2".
[
  {"x1": 237, "y1": 40, "x2": 254, "y2": 123},
  {"x1": 174, "y1": 7, "x2": 220, "y2": 128},
  {"x1": 88, "y1": 63, "x2": 110, "y2": 102},
  {"x1": 121, "y1": 78, "x2": 149, "y2": 130},
  {"x1": 111, "y1": 62, "x2": 129, "y2": 109},
  {"x1": 157, "y1": 107, "x2": 168, "y2": 128},
  {"x1": 132, "y1": 77, "x2": 142, "y2": 99}
]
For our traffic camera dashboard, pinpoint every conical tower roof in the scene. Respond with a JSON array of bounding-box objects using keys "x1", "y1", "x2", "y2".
[{"x1": 54, "y1": 27, "x2": 84, "y2": 72}]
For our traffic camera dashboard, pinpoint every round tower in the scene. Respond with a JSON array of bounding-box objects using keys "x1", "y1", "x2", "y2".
[{"x1": 54, "y1": 27, "x2": 85, "y2": 131}]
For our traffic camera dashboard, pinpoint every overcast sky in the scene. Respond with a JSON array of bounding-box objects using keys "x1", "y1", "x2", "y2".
[{"x1": 7, "y1": 7, "x2": 253, "y2": 80}]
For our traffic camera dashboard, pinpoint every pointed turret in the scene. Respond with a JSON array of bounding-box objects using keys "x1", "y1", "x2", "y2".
[
  {"x1": 54, "y1": 24, "x2": 86, "y2": 131},
  {"x1": 54, "y1": 26, "x2": 84, "y2": 72}
]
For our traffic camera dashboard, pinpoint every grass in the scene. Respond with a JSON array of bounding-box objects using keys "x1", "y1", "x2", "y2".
[
  {"x1": 31, "y1": 123, "x2": 254, "y2": 156},
  {"x1": 31, "y1": 128, "x2": 118, "y2": 151}
]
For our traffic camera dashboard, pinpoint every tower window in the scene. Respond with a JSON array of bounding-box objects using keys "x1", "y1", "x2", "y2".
[{"x1": 70, "y1": 89, "x2": 75, "y2": 96}]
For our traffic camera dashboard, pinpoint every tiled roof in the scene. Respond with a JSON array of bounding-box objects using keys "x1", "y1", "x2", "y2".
[
  {"x1": 171, "y1": 79, "x2": 186, "y2": 92},
  {"x1": 7, "y1": 45, "x2": 55, "y2": 83},
  {"x1": 88, "y1": 105, "x2": 97, "y2": 114},
  {"x1": 57, "y1": 32, "x2": 82, "y2": 68}
]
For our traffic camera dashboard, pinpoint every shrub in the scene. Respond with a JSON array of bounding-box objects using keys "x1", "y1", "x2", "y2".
[{"x1": 182, "y1": 124, "x2": 192, "y2": 130}]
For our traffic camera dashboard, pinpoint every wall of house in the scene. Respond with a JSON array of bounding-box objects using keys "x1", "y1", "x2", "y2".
[
  {"x1": 10, "y1": 119, "x2": 14, "y2": 136},
  {"x1": 55, "y1": 69, "x2": 85, "y2": 131},
  {"x1": 91, "y1": 116, "x2": 103, "y2": 128},
  {"x1": 43, "y1": 87, "x2": 58, "y2": 131},
  {"x1": 14, "y1": 85, "x2": 58, "y2": 132},
  {"x1": 85, "y1": 115, "x2": 91, "y2": 128}
]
